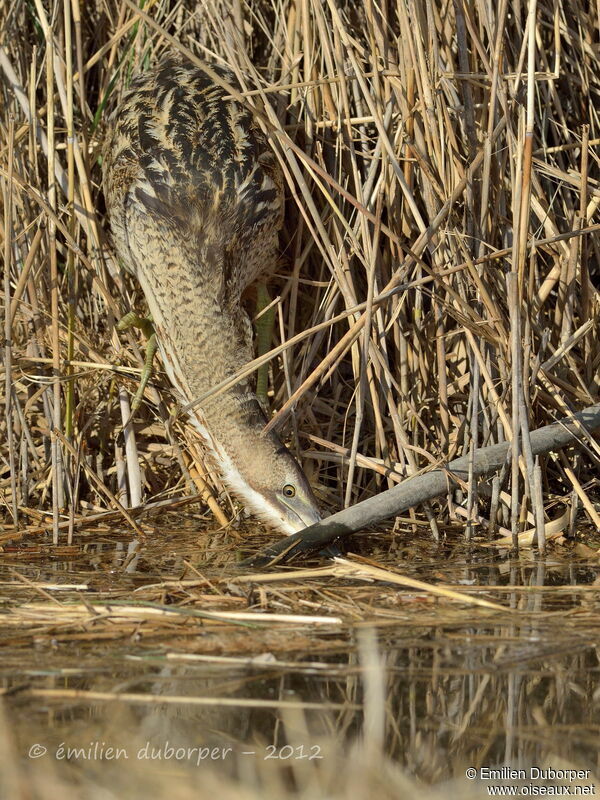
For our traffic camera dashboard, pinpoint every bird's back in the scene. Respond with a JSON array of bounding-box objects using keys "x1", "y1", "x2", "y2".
[{"x1": 103, "y1": 56, "x2": 283, "y2": 298}]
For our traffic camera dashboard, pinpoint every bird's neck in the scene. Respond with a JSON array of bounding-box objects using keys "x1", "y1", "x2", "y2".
[{"x1": 135, "y1": 250, "x2": 280, "y2": 475}]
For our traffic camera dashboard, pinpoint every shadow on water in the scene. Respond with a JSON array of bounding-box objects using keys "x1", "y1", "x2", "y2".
[{"x1": 1, "y1": 523, "x2": 599, "y2": 797}]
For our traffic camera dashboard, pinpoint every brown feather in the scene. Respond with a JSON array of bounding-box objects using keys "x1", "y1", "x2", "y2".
[{"x1": 102, "y1": 54, "x2": 321, "y2": 534}]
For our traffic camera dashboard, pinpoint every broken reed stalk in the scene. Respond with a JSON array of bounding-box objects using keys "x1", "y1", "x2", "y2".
[
  {"x1": 244, "y1": 404, "x2": 600, "y2": 566},
  {"x1": 3, "y1": 117, "x2": 18, "y2": 526}
]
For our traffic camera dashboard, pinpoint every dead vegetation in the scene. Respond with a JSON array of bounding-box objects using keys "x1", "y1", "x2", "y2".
[
  {"x1": 2, "y1": 541, "x2": 600, "y2": 795},
  {"x1": 3, "y1": 5, "x2": 600, "y2": 795},
  {"x1": 2, "y1": 1, "x2": 600, "y2": 544}
]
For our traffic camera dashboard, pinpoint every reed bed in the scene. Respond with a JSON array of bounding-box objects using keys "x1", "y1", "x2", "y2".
[{"x1": 1, "y1": 0, "x2": 600, "y2": 544}]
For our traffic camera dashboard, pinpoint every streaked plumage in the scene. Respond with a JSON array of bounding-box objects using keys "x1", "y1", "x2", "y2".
[{"x1": 102, "y1": 55, "x2": 321, "y2": 534}]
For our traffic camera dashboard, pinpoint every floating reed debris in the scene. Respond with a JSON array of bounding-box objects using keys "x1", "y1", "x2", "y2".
[{"x1": 2, "y1": 0, "x2": 600, "y2": 549}]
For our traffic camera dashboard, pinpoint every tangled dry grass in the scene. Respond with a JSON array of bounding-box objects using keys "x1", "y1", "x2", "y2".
[{"x1": 1, "y1": 0, "x2": 600, "y2": 543}]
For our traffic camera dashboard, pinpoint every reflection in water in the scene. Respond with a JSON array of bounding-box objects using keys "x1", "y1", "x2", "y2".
[{"x1": 0, "y1": 528, "x2": 599, "y2": 796}]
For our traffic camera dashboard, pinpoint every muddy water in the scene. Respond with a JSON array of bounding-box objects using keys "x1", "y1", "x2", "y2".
[{"x1": 1, "y1": 524, "x2": 599, "y2": 797}]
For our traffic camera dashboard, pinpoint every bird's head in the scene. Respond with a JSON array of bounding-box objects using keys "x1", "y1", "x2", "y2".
[{"x1": 214, "y1": 431, "x2": 321, "y2": 535}]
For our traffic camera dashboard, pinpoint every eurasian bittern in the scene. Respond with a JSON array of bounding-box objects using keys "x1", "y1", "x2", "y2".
[{"x1": 102, "y1": 54, "x2": 321, "y2": 534}]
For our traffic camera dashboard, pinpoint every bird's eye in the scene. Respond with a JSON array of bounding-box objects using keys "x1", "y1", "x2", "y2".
[{"x1": 282, "y1": 484, "x2": 296, "y2": 498}]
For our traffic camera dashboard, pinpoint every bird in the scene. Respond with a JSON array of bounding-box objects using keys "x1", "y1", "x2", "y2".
[{"x1": 102, "y1": 53, "x2": 322, "y2": 535}]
